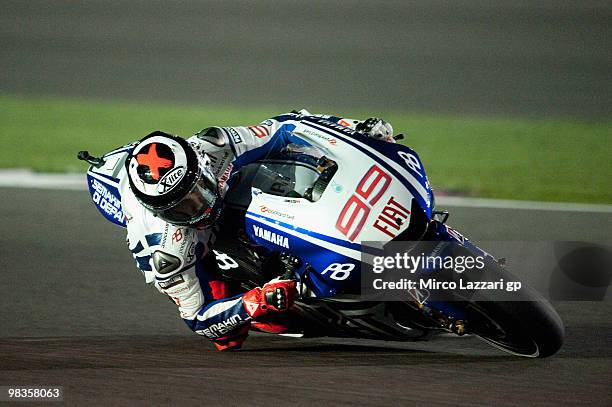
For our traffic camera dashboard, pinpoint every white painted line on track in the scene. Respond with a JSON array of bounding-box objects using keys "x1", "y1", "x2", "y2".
[
  {"x1": 0, "y1": 169, "x2": 86, "y2": 191},
  {"x1": 1, "y1": 169, "x2": 611, "y2": 213},
  {"x1": 435, "y1": 196, "x2": 612, "y2": 213}
]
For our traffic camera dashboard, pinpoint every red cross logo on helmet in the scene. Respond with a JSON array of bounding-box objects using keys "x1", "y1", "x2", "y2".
[{"x1": 136, "y1": 143, "x2": 174, "y2": 181}]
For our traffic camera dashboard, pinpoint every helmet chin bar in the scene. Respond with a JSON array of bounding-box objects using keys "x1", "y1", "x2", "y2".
[
  {"x1": 193, "y1": 202, "x2": 223, "y2": 229},
  {"x1": 153, "y1": 176, "x2": 221, "y2": 227},
  {"x1": 160, "y1": 198, "x2": 223, "y2": 229}
]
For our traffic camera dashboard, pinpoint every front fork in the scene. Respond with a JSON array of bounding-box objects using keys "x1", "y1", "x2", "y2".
[{"x1": 409, "y1": 213, "x2": 499, "y2": 335}]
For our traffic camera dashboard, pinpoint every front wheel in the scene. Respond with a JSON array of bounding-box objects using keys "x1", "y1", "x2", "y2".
[
  {"x1": 464, "y1": 295, "x2": 564, "y2": 358},
  {"x1": 453, "y1": 254, "x2": 565, "y2": 358},
  {"x1": 416, "y1": 240, "x2": 566, "y2": 358}
]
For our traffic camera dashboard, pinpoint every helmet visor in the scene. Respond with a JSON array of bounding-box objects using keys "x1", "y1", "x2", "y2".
[{"x1": 154, "y1": 169, "x2": 219, "y2": 226}]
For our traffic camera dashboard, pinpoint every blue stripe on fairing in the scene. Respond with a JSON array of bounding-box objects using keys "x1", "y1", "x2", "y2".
[
  {"x1": 145, "y1": 233, "x2": 162, "y2": 247},
  {"x1": 303, "y1": 119, "x2": 432, "y2": 217},
  {"x1": 271, "y1": 113, "x2": 345, "y2": 124},
  {"x1": 103, "y1": 145, "x2": 134, "y2": 157},
  {"x1": 271, "y1": 113, "x2": 299, "y2": 123},
  {"x1": 232, "y1": 124, "x2": 311, "y2": 170},
  {"x1": 246, "y1": 212, "x2": 359, "y2": 297},
  {"x1": 88, "y1": 170, "x2": 120, "y2": 185},
  {"x1": 246, "y1": 211, "x2": 361, "y2": 251}
]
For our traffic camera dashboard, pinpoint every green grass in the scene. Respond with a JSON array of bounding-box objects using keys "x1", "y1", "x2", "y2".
[{"x1": 1, "y1": 94, "x2": 610, "y2": 203}]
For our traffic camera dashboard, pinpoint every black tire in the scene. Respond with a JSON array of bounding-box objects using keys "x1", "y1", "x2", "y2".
[
  {"x1": 464, "y1": 294, "x2": 565, "y2": 358},
  {"x1": 455, "y1": 256, "x2": 565, "y2": 358}
]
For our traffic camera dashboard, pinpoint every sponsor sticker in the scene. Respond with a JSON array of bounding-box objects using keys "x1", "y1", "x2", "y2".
[
  {"x1": 248, "y1": 125, "x2": 270, "y2": 138},
  {"x1": 157, "y1": 166, "x2": 185, "y2": 193},
  {"x1": 252, "y1": 225, "x2": 290, "y2": 249},
  {"x1": 302, "y1": 128, "x2": 338, "y2": 145},
  {"x1": 372, "y1": 196, "x2": 411, "y2": 238},
  {"x1": 158, "y1": 274, "x2": 185, "y2": 289},
  {"x1": 227, "y1": 128, "x2": 243, "y2": 144},
  {"x1": 259, "y1": 205, "x2": 295, "y2": 220},
  {"x1": 199, "y1": 315, "x2": 244, "y2": 338},
  {"x1": 90, "y1": 178, "x2": 125, "y2": 224}
]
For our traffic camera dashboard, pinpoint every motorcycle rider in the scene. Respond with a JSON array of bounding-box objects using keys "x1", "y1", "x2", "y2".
[{"x1": 122, "y1": 109, "x2": 395, "y2": 350}]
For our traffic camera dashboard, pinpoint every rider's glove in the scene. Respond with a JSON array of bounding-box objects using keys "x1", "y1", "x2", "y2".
[
  {"x1": 356, "y1": 118, "x2": 395, "y2": 143},
  {"x1": 243, "y1": 279, "x2": 297, "y2": 319}
]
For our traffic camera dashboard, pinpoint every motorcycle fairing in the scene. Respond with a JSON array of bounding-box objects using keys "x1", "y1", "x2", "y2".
[
  {"x1": 300, "y1": 117, "x2": 434, "y2": 218},
  {"x1": 244, "y1": 210, "x2": 361, "y2": 297},
  {"x1": 430, "y1": 221, "x2": 496, "y2": 263},
  {"x1": 86, "y1": 143, "x2": 134, "y2": 228}
]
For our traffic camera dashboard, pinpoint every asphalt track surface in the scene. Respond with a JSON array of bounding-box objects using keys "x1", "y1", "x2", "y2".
[
  {"x1": 1, "y1": 187, "x2": 611, "y2": 406},
  {"x1": 1, "y1": 1, "x2": 611, "y2": 405},
  {"x1": 2, "y1": 0, "x2": 611, "y2": 119}
]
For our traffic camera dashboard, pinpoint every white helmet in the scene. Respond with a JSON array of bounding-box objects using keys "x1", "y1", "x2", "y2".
[{"x1": 126, "y1": 131, "x2": 221, "y2": 227}]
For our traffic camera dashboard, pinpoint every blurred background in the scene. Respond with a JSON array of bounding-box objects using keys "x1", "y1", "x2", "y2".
[
  {"x1": 3, "y1": 0, "x2": 611, "y2": 117},
  {"x1": 1, "y1": 0, "x2": 611, "y2": 202},
  {"x1": 1, "y1": 3, "x2": 611, "y2": 404}
]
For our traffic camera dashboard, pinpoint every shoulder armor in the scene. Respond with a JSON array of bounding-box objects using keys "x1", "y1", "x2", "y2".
[{"x1": 193, "y1": 127, "x2": 226, "y2": 147}]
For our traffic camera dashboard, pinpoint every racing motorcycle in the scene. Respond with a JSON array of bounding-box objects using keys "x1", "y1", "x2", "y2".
[{"x1": 79, "y1": 116, "x2": 564, "y2": 358}]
